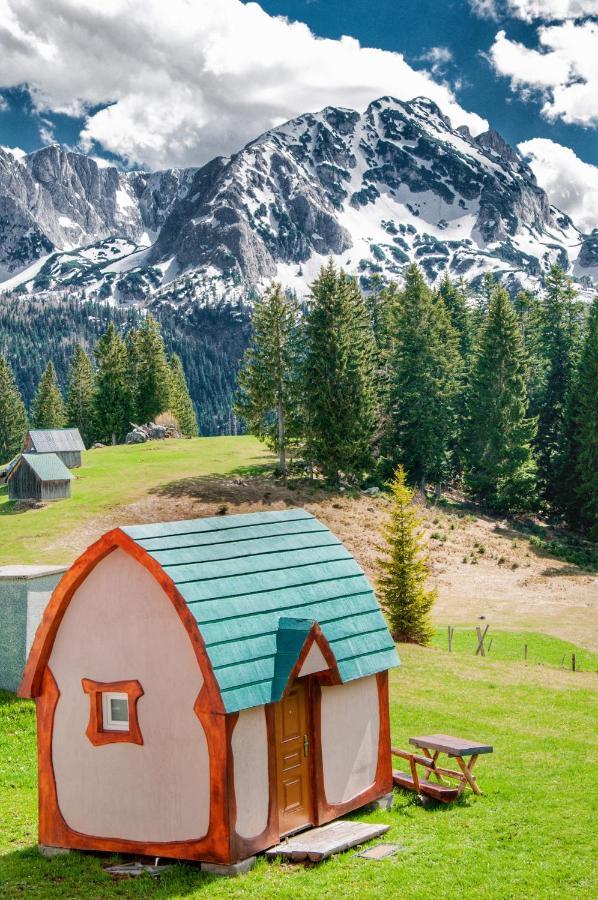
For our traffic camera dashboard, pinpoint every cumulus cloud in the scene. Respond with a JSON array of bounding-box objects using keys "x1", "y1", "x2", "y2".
[
  {"x1": 470, "y1": 0, "x2": 596, "y2": 19},
  {"x1": 0, "y1": 0, "x2": 486, "y2": 170},
  {"x1": 519, "y1": 137, "x2": 598, "y2": 231},
  {"x1": 0, "y1": 94, "x2": 8, "y2": 112},
  {"x1": 489, "y1": 20, "x2": 598, "y2": 126},
  {"x1": 418, "y1": 46, "x2": 454, "y2": 74}
]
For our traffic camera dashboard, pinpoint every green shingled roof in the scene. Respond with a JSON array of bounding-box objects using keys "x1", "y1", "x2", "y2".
[
  {"x1": 122, "y1": 509, "x2": 399, "y2": 713},
  {"x1": 19, "y1": 453, "x2": 74, "y2": 482}
]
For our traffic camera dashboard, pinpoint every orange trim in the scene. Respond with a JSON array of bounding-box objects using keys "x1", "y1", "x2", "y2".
[
  {"x1": 311, "y1": 670, "x2": 393, "y2": 825},
  {"x1": 281, "y1": 623, "x2": 341, "y2": 698},
  {"x1": 18, "y1": 527, "x2": 224, "y2": 715},
  {"x1": 81, "y1": 679, "x2": 144, "y2": 747}
]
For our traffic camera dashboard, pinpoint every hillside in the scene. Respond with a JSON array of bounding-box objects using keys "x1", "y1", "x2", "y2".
[
  {"x1": 0, "y1": 98, "x2": 596, "y2": 308},
  {"x1": 1, "y1": 438, "x2": 595, "y2": 650}
]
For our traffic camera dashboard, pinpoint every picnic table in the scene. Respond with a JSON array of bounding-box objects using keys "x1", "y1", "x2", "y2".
[{"x1": 392, "y1": 733, "x2": 493, "y2": 803}]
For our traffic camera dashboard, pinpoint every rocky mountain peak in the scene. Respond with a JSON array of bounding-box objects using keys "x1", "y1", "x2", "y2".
[{"x1": 0, "y1": 96, "x2": 593, "y2": 303}]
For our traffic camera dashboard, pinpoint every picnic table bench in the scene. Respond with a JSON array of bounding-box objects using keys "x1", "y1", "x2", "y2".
[{"x1": 392, "y1": 733, "x2": 493, "y2": 803}]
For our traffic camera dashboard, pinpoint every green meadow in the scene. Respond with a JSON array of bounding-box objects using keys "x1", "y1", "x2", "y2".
[{"x1": 1, "y1": 643, "x2": 596, "y2": 899}]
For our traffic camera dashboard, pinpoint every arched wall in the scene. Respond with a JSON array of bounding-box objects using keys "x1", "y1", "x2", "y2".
[{"x1": 48, "y1": 548, "x2": 210, "y2": 843}]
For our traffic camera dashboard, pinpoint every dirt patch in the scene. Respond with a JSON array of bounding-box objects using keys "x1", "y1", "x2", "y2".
[{"x1": 47, "y1": 474, "x2": 598, "y2": 651}]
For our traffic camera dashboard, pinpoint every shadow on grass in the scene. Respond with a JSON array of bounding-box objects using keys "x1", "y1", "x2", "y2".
[
  {"x1": 0, "y1": 845, "x2": 240, "y2": 898},
  {"x1": 147, "y1": 468, "x2": 338, "y2": 509}
]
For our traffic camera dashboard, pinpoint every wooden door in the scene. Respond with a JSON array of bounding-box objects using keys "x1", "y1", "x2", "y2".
[{"x1": 274, "y1": 680, "x2": 314, "y2": 836}]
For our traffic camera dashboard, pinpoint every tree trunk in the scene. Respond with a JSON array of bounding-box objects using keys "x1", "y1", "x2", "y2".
[{"x1": 277, "y1": 400, "x2": 286, "y2": 477}]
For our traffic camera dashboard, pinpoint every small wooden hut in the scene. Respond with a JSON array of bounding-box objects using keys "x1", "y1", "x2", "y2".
[
  {"x1": 7, "y1": 454, "x2": 74, "y2": 501},
  {"x1": 19, "y1": 509, "x2": 399, "y2": 865},
  {"x1": 24, "y1": 429, "x2": 85, "y2": 468}
]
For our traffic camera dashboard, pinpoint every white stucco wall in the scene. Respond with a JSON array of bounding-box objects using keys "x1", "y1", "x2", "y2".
[
  {"x1": 320, "y1": 675, "x2": 379, "y2": 805},
  {"x1": 231, "y1": 706, "x2": 270, "y2": 839},
  {"x1": 298, "y1": 642, "x2": 329, "y2": 677},
  {"x1": 48, "y1": 548, "x2": 210, "y2": 843}
]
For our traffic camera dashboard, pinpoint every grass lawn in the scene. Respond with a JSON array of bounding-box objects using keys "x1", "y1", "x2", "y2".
[
  {"x1": 1, "y1": 643, "x2": 596, "y2": 899},
  {"x1": 431, "y1": 628, "x2": 598, "y2": 672},
  {"x1": 0, "y1": 436, "x2": 273, "y2": 565}
]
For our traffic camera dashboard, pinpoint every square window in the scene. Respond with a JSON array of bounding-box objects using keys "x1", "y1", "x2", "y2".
[
  {"x1": 82, "y1": 679, "x2": 143, "y2": 746},
  {"x1": 103, "y1": 692, "x2": 129, "y2": 731}
]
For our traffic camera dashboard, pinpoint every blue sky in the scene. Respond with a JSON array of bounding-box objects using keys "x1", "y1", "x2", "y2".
[{"x1": 0, "y1": 0, "x2": 596, "y2": 228}]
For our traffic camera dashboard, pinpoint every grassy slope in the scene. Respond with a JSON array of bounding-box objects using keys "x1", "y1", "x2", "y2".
[
  {"x1": 0, "y1": 437, "x2": 273, "y2": 565},
  {"x1": 0, "y1": 645, "x2": 596, "y2": 899},
  {"x1": 431, "y1": 628, "x2": 598, "y2": 671}
]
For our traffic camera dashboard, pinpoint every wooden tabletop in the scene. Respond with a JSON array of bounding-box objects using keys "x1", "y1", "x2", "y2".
[{"x1": 409, "y1": 734, "x2": 493, "y2": 757}]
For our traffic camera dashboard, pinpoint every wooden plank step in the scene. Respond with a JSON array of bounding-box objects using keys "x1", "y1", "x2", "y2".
[
  {"x1": 393, "y1": 770, "x2": 461, "y2": 803},
  {"x1": 265, "y1": 820, "x2": 390, "y2": 862}
]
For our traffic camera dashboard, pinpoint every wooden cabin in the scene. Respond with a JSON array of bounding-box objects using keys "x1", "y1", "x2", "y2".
[
  {"x1": 19, "y1": 509, "x2": 399, "y2": 865},
  {"x1": 7, "y1": 454, "x2": 74, "y2": 502},
  {"x1": 24, "y1": 429, "x2": 85, "y2": 469}
]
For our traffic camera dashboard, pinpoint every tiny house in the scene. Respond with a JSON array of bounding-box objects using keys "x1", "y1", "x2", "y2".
[
  {"x1": 24, "y1": 429, "x2": 85, "y2": 469},
  {"x1": 7, "y1": 454, "x2": 74, "y2": 502},
  {"x1": 20, "y1": 509, "x2": 399, "y2": 865}
]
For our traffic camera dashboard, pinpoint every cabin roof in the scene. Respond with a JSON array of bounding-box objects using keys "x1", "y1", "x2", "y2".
[
  {"x1": 122, "y1": 509, "x2": 399, "y2": 713},
  {"x1": 27, "y1": 428, "x2": 85, "y2": 453},
  {"x1": 16, "y1": 453, "x2": 74, "y2": 482}
]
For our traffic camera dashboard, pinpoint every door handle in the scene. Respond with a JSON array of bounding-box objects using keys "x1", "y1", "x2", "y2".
[{"x1": 303, "y1": 734, "x2": 309, "y2": 757}]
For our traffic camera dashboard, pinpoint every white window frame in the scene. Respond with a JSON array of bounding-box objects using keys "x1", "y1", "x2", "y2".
[{"x1": 102, "y1": 691, "x2": 130, "y2": 732}]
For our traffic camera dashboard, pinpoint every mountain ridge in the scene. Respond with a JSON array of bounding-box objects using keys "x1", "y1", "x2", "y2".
[{"x1": 0, "y1": 96, "x2": 596, "y2": 305}]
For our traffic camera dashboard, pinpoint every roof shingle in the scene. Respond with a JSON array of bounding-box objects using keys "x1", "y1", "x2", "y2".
[{"x1": 122, "y1": 509, "x2": 399, "y2": 713}]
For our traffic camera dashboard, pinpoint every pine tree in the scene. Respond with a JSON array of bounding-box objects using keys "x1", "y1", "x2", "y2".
[
  {"x1": 558, "y1": 295, "x2": 598, "y2": 537},
  {"x1": 0, "y1": 354, "x2": 28, "y2": 461},
  {"x1": 536, "y1": 266, "x2": 584, "y2": 503},
  {"x1": 377, "y1": 466, "x2": 436, "y2": 645},
  {"x1": 466, "y1": 286, "x2": 537, "y2": 511},
  {"x1": 385, "y1": 264, "x2": 462, "y2": 490},
  {"x1": 236, "y1": 283, "x2": 302, "y2": 474},
  {"x1": 134, "y1": 314, "x2": 171, "y2": 423},
  {"x1": 125, "y1": 329, "x2": 140, "y2": 423},
  {"x1": 438, "y1": 274, "x2": 472, "y2": 362},
  {"x1": 303, "y1": 262, "x2": 378, "y2": 481},
  {"x1": 31, "y1": 361, "x2": 66, "y2": 429},
  {"x1": 94, "y1": 324, "x2": 132, "y2": 444},
  {"x1": 169, "y1": 353, "x2": 199, "y2": 437},
  {"x1": 66, "y1": 345, "x2": 95, "y2": 446},
  {"x1": 513, "y1": 288, "x2": 544, "y2": 416}
]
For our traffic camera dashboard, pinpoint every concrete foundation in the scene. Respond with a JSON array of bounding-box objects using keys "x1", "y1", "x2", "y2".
[{"x1": 201, "y1": 856, "x2": 257, "y2": 877}]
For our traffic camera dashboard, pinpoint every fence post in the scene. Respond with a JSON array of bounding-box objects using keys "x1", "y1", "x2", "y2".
[
  {"x1": 524, "y1": 644, "x2": 528, "y2": 661},
  {"x1": 448, "y1": 626, "x2": 453, "y2": 652},
  {"x1": 572, "y1": 653, "x2": 576, "y2": 672}
]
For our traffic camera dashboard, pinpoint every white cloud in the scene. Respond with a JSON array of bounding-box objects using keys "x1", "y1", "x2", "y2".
[
  {"x1": 419, "y1": 46, "x2": 454, "y2": 70},
  {"x1": 489, "y1": 20, "x2": 598, "y2": 126},
  {"x1": 470, "y1": 0, "x2": 596, "y2": 19},
  {"x1": 0, "y1": 0, "x2": 487, "y2": 170},
  {"x1": 519, "y1": 137, "x2": 598, "y2": 231},
  {"x1": 0, "y1": 94, "x2": 8, "y2": 112}
]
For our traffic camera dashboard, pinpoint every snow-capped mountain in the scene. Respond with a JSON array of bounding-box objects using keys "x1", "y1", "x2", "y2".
[{"x1": 1, "y1": 97, "x2": 596, "y2": 304}]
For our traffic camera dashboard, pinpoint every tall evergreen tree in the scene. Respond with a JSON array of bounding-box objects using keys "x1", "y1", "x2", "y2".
[
  {"x1": 466, "y1": 286, "x2": 537, "y2": 511},
  {"x1": 169, "y1": 353, "x2": 199, "y2": 437},
  {"x1": 377, "y1": 466, "x2": 435, "y2": 645},
  {"x1": 438, "y1": 274, "x2": 472, "y2": 362},
  {"x1": 536, "y1": 265, "x2": 584, "y2": 503},
  {"x1": 558, "y1": 295, "x2": 598, "y2": 537},
  {"x1": 236, "y1": 283, "x2": 302, "y2": 474},
  {"x1": 94, "y1": 324, "x2": 132, "y2": 444},
  {"x1": 513, "y1": 288, "x2": 544, "y2": 416},
  {"x1": 31, "y1": 361, "x2": 66, "y2": 429},
  {"x1": 134, "y1": 314, "x2": 171, "y2": 423},
  {"x1": 385, "y1": 264, "x2": 462, "y2": 490},
  {"x1": 66, "y1": 345, "x2": 96, "y2": 446},
  {"x1": 125, "y1": 329, "x2": 141, "y2": 423},
  {"x1": 303, "y1": 262, "x2": 378, "y2": 481},
  {"x1": 0, "y1": 354, "x2": 28, "y2": 461}
]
